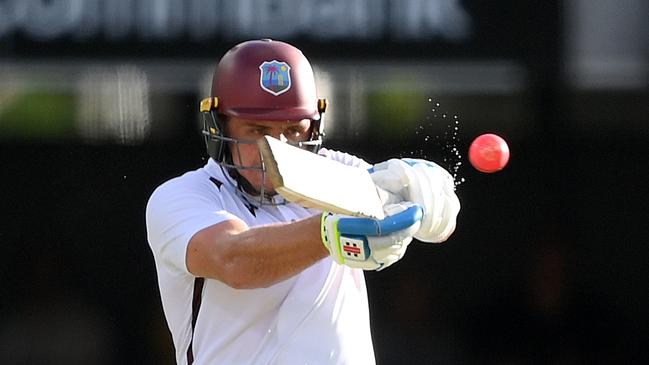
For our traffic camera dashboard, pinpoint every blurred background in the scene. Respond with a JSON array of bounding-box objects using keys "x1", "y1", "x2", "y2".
[{"x1": 1, "y1": 0, "x2": 648, "y2": 364}]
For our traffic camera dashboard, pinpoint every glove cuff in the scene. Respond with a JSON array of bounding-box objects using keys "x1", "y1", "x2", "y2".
[
  {"x1": 320, "y1": 212, "x2": 332, "y2": 253},
  {"x1": 321, "y1": 212, "x2": 345, "y2": 264}
]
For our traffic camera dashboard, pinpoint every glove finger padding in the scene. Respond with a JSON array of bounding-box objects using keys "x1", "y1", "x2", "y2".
[
  {"x1": 373, "y1": 239, "x2": 412, "y2": 271},
  {"x1": 369, "y1": 230, "x2": 416, "y2": 263},
  {"x1": 370, "y1": 159, "x2": 414, "y2": 204},
  {"x1": 404, "y1": 159, "x2": 460, "y2": 243},
  {"x1": 371, "y1": 158, "x2": 460, "y2": 243}
]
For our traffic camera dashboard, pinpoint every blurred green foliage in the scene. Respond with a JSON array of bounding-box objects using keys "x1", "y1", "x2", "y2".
[
  {"x1": 366, "y1": 90, "x2": 428, "y2": 141},
  {"x1": 0, "y1": 92, "x2": 76, "y2": 139}
]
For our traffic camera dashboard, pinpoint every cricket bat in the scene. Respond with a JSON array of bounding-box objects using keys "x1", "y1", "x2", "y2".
[{"x1": 258, "y1": 136, "x2": 385, "y2": 219}]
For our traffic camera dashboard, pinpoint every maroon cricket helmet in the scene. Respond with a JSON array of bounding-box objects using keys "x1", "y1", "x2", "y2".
[{"x1": 211, "y1": 39, "x2": 320, "y2": 121}]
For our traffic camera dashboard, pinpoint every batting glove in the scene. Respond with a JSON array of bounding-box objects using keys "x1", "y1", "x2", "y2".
[
  {"x1": 321, "y1": 202, "x2": 423, "y2": 271},
  {"x1": 369, "y1": 158, "x2": 460, "y2": 243}
]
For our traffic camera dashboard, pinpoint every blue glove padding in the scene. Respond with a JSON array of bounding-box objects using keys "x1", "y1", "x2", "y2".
[
  {"x1": 321, "y1": 202, "x2": 423, "y2": 271},
  {"x1": 370, "y1": 158, "x2": 460, "y2": 243}
]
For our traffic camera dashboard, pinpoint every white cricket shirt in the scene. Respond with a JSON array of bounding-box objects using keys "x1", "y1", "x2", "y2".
[{"x1": 146, "y1": 149, "x2": 376, "y2": 365}]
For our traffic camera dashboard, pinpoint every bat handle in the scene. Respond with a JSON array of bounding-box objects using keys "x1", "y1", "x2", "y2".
[{"x1": 375, "y1": 186, "x2": 402, "y2": 206}]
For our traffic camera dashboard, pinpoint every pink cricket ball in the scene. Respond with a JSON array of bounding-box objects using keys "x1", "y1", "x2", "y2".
[{"x1": 468, "y1": 133, "x2": 510, "y2": 173}]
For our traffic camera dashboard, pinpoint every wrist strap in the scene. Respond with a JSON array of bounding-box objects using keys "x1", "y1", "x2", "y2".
[
  {"x1": 321, "y1": 212, "x2": 346, "y2": 263},
  {"x1": 320, "y1": 212, "x2": 332, "y2": 252}
]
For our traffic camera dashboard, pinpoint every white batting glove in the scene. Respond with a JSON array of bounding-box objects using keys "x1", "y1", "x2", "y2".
[
  {"x1": 321, "y1": 202, "x2": 423, "y2": 271},
  {"x1": 369, "y1": 158, "x2": 460, "y2": 243}
]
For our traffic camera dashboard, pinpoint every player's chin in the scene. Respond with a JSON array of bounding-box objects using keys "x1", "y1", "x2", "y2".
[
  {"x1": 242, "y1": 172, "x2": 276, "y2": 195},
  {"x1": 253, "y1": 183, "x2": 276, "y2": 196},
  {"x1": 260, "y1": 178, "x2": 276, "y2": 194},
  {"x1": 264, "y1": 185, "x2": 277, "y2": 195}
]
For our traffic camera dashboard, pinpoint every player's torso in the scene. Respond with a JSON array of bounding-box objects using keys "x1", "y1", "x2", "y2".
[
  {"x1": 197, "y1": 162, "x2": 374, "y2": 364},
  {"x1": 158, "y1": 159, "x2": 375, "y2": 364}
]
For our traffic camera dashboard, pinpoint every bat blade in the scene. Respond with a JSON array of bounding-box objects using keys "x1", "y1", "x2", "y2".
[{"x1": 258, "y1": 136, "x2": 385, "y2": 219}]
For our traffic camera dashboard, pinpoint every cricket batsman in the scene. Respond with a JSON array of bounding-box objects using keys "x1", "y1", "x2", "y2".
[{"x1": 146, "y1": 39, "x2": 460, "y2": 364}]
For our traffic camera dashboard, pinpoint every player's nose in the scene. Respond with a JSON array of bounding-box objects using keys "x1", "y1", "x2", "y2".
[
  {"x1": 267, "y1": 130, "x2": 288, "y2": 142},
  {"x1": 265, "y1": 128, "x2": 285, "y2": 142}
]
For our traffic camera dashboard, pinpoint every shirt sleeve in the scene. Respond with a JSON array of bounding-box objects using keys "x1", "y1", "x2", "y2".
[
  {"x1": 317, "y1": 147, "x2": 372, "y2": 169},
  {"x1": 145, "y1": 178, "x2": 239, "y2": 276}
]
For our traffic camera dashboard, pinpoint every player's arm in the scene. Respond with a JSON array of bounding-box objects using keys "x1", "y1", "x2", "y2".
[
  {"x1": 187, "y1": 214, "x2": 326, "y2": 289},
  {"x1": 187, "y1": 201, "x2": 422, "y2": 289}
]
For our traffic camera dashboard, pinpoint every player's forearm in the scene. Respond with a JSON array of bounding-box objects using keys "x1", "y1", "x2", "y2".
[
  {"x1": 191, "y1": 214, "x2": 328, "y2": 289},
  {"x1": 223, "y1": 214, "x2": 327, "y2": 288}
]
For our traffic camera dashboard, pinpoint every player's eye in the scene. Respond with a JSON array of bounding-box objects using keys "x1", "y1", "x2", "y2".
[
  {"x1": 249, "y1": 126, "x2": 270, "y2": 136},
  {"x1": 285, "y1": 126, "x2": 303, "y2": 137},
  {"x1": 284, "y1": 124, "x2": 310, "y2": 140}
]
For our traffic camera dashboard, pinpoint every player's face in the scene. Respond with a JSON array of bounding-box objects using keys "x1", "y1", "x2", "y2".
[{"x1": 226, "y1": 117, "x2": 312, "y2": 194}]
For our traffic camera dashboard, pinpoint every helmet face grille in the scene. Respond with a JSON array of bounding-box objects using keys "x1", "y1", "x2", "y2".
[
  {"x1": 201, "y1": 109, "x2": 323, "y2": 162},
  {"x1": 201, "y1": 109, "x2": 323, "y2": 206}
]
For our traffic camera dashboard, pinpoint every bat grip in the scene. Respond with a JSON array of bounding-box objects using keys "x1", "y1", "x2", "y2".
[{"x1": 375, "y1": 186, "x2": 402, "y2": 206}]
